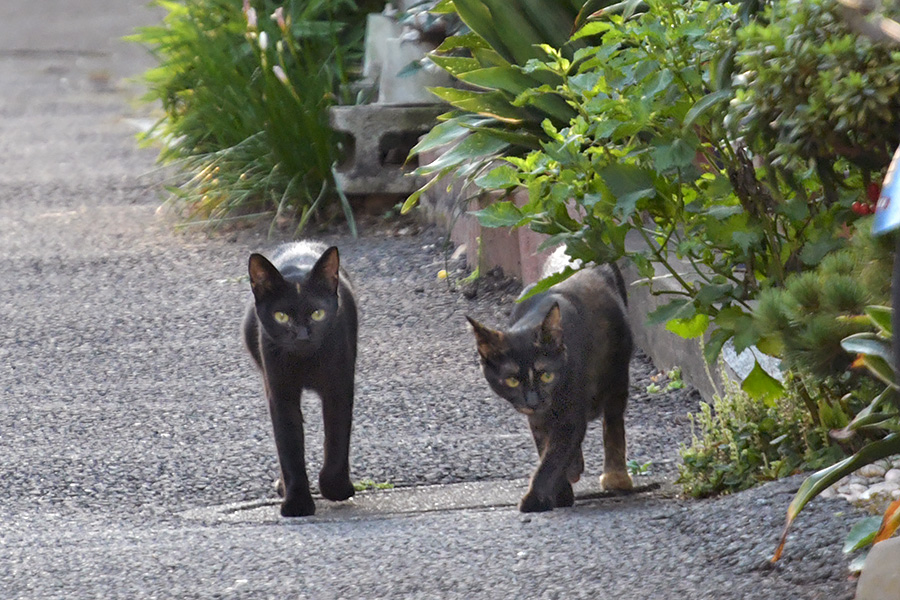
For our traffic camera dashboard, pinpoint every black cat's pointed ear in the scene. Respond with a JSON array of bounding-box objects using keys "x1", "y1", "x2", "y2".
[
  {"x1": 310, "y1": 246, "x2": 340, "y2": 295},
  {"x1": 539, "y1": 303, "x2": 564, "y2": 349},
  {"x1": 248, "y1": 253, "x2": 285, "y2": 300},
  {"x1": 467, "y1": 316, "x2": 506, "y2": 361}
]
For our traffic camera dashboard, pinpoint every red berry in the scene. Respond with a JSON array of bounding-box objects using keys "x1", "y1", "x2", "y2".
[
  {"x1": 852, "y1": 201, "x2": 866, "y2": 216},
  {"x1": 867, "y1": 182, "x2": 882, "y2": 203}
]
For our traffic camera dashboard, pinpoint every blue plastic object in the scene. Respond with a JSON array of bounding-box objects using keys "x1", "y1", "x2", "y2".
[{"x1": 873, "y1": 143, "x2": 900, "y2": 236}]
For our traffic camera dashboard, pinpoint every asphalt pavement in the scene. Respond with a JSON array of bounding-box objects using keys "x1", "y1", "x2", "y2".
[{"x1": 0, "y1": 2, "x2": 867, "y2": 599}]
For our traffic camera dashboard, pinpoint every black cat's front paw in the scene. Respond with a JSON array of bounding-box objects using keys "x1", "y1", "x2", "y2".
[
  {"x1": 519, "y1": 490, "x2": 554, "y2": 513},
  {"x1": 281, "y1": 494, "x2": 316, "y2": 517},
  {"x1": 319, "y1": 472, "x2": 355, "y2": 502}
]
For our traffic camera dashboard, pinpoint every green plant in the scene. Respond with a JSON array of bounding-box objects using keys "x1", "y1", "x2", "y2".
[
  {"x1": 646, "y1": 367, "x2": 684, "y2": 394},
  {"x1": 462, "y1": 0, "x2": 900, "y2": 405},
  {"x1": 677, "y1": 370, "x2": 843, "y2": 498},
  {"x1": 729, "y1": 0, "x2": 900, "y2": 204},
  {"x1": 353, "y1": 479, "x2": 395, "y2": 492},
  {"x1": 753, "y1": 222, "x2": 892, "y2": 423},
  {"x1": 401, "y1": 0, "x2": 596, "y2": 212},
  {"x1": 773, "y1": 305, "x2": 900, "y2": 562},
  {"x1": 627, "y1": 459, "x2": 652, "y2": 476},
  {"x1": 130, "y1": 0, "x2": 378, "y2": 231}
]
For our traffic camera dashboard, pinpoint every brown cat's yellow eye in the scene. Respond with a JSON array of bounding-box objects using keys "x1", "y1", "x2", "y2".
[
  {"x1": 273, "y1": 311, "x2": 290, "y2": 324},
  {"x1": 540, "y1": 372, "x2": 555, "y2": 384},
  {"x1": 310, "y1": 309, "x2": 326, "y2": 322},
  {"x1": 504, "y1": 377, "x2": 520, "y2": 388}
]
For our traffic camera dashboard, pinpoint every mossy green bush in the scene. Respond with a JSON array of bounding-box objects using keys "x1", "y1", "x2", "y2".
[{"x1": 678, "y1": 373, "x2": 846, "y2": 498}]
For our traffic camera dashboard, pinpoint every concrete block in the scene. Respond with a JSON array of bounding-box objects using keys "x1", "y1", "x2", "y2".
[
  {"x1": 329, "y1": 104, "x2": 445, "y2": 196},
  {"x1": 855, "y1": 537, "x2": 900, "y2": 600},
  {"x1": 378, "y1": 38, "x2": 454, "y2": 105}
]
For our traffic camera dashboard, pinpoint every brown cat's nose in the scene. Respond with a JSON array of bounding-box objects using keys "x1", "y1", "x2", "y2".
[{"x1": 525, "y1": 390, "x2": 542, "y2": 410}]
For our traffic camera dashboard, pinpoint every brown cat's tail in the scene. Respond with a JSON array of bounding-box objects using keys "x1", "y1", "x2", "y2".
[{"x1": 608, "y1": 263, "x2": 628, "y2": 307}]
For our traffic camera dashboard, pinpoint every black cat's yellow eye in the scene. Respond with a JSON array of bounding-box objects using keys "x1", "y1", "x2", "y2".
[
  {"x1": 540, "y1": 372, "x2": 555, "y2": 384},
  {"x1": 310, "y1": 309, "x2": 326, "y2": 322},
  {"x1": 504, "y1": 377, "x2": 520, "y2": 388},
  {"x1": 273, "y1": 311, "x2": 290, "y2": 324}
]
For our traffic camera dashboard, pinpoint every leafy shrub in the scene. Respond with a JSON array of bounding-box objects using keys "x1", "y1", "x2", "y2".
[
  {"x1": 402, "y1": 0, "x2": 591, "y2": 211},
  {"x1": 130, "y1": 0, "x2": 379, "y2": 230},
  {"x1": 755, "y1": 222, "x2": 892, "y2": 380},
  {"x1": 678, "y1": 372, "x2": 844, "y2": 498},
  {"x1": 448, "y1": 0, "x2": 900, "y2": 403},
  {"x1": 729, "y1": 0, "x2": 900, "y2": 197}
]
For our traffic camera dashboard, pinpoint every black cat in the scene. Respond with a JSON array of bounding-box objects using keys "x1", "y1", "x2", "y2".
[
  {"x1": 467, "y1": 262, "x2": 634, "y2": 512},
  {"x1": 243, "y1": 242, "x2": 358, "y2": 517}
]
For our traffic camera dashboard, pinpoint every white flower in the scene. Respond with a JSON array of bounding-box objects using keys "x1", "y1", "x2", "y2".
[
  {"x1": 259, "y1": 31, "x2": 268, "y2": 51},
  {"x1": 272, "y1": 65, "x2": 288, "y2": 84},
  {"x1": 245, "y1": 6, "x2": 257, "y2": 29}
]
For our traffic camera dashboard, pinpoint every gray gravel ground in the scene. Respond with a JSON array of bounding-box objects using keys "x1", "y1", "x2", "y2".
[{"x1": 0, "y1": 1, "x2": 869, "y2": 599}]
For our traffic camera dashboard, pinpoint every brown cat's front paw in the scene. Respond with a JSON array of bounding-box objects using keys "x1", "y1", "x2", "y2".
[
  {"x1": 519, "y1": 491, "x2": 554, "y2": 513},
  {"x1": 319, "y1": 473, "x2": 355, "y2": 502},
  {"x1": 600, "y1": 471, "x2": 634, "y2": 491},
  {"x1": 281, "y1": 494, "x2": 316, "y2": 517},
  {"x1": 555, "y1": 482, "x2": 575, "y2": 508}
]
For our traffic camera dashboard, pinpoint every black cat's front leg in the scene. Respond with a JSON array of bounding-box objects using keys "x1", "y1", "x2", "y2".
[
  {"x1": 267, "y1": 388, "x2": 316, "y2": 517},
  {"x1": 317, "y1": 377, "x2": 355, "y2": 502},
  {"x1": 520, "y1": 416, "x2": 585, "y2": 513}
]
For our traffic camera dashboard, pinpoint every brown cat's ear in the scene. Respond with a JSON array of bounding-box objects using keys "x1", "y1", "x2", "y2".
[
  {"x1": 467, "y1": 316, "x2": 506, "y2": 361},
  {"x1": 248, "y1": 253, "x2": 286, "y2": 300},
  {"x1": 539, "y1": 303, "x2": 564, "y2": 350},
  {"x1": 310, "y1": 246, "x2": 340, "y2": 295}
]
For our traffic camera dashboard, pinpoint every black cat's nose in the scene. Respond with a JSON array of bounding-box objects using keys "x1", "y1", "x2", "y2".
[{"x1": 293, "y1": 326, "x2": 311, "y2": 341}]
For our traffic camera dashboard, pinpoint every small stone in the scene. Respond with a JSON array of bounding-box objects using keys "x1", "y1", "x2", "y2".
[
  {"x1": 892, "y1": 489, "x2": 900, "y2": 500},
  {"x1": 886, "y1": 469, "x2": 900, "y2": 484},
  {"x1": 858, "y1": 463, "x2": 887, "y2": 478},
  {"x1": 848, "y1": 483, "x2": 868, "y2": 495},
  {"x1": 819, "y1": 487, "x2": 837, "y2": 500}
]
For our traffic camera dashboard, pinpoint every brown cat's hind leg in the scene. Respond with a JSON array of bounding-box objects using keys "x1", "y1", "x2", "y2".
[
  {"x1": 600, "y1": 412, "x2": 633, "y2": 491},
  {"x1": 566, "y1": 449, "x2": 584, "y2": 483}
]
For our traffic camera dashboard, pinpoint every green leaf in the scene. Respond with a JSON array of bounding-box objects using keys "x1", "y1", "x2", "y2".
[
  {"x1": 740, "y1": 360, "x2": 783, "y2": 404},
  {"x1": 683, "y1": 89, "x2": 731, "y2": 128},
  {"x1": 755, "y1": 334, "x2": 784, "y2": 358},
  {"x1": 427, "y1": 87, "x2": 527, "y2": 122},
  {"x1": 842, "y1": 333, "x2": 893, "y2": 365},
  {"x1": 470, "y1": 201, "x2": 524, "y2": 228},
  {"x1": 865, "y1": 305, "x2": 893, "y2": 336},
  {"x1": 704, "y1": 327, "x2": 733, "y2": 364},
  {"x1": 474, "y1": 165, "x2": 521, "y2": 189},
  {"x1": 429, "y1": 55, "x2": 483, "y2": 78},
  {"x1": 843, "y1": 517, "x2": 882, "y2": 554},
  {"x1": 408, "y1": 114, "x2": 493, "y2": 156},
  {"x1": 666, "y1": 313, "x2": 710, "y2": 339},
  {"x1": 694, "y1": 283, "x2": 733, "y2": 308},
  {"x1": 457, "y1": 66, "x2": 536, "y2": 93},
  {"x1": 800, "y1": 237, "x2": 844, "y2": 267},
  {"x1": 652, "y1": 138, "x2": 697, "y2": 172},
  {"x1": 647, "y1": 299, "x2": 693, "y2": 326},
  {"x1": 415, "y1": 131, "x2": 509, "y2": 174},
  {"x1": 518, "y1": 267, "x2": 577, "y2": 302}
]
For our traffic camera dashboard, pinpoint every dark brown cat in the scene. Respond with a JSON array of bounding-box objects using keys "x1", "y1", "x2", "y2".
[
  {"x1": 243, "y1": 242, "x2": 358, "y2": 517},
  {"x1": 467, "y1": 262, "x2": 633, "y2": 512}
]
